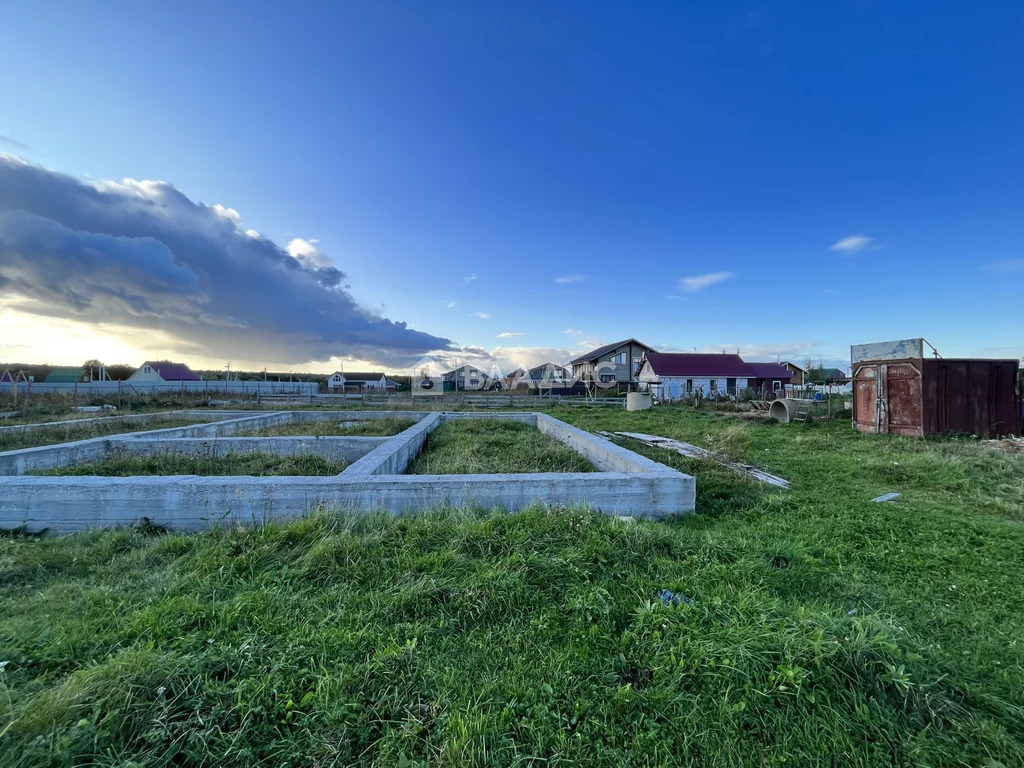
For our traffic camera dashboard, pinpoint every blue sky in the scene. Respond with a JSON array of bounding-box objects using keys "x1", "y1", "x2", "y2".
[{"x1": 1, "y1": 1, "x2": 1022, "y2": 372}]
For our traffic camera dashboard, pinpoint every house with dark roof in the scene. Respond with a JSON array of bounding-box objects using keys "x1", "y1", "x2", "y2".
[
  {"x1": 746, "y1": 362, "x2": 795, "y2": 393},
  {"x1": 821, "y1": 367, "x2": 850, "y2": 384},
  {"x1": 569, "y1": 339, "x2": 655, "y2": 391},
  {"x1": 506, "y1": 363, "x2": 577, "y2": 392},
  {"x1": 529, "y1": 362, "x2": 570, "y2": 385},
  {"x1": 443, "y1": 365, "x2": 499, "y2": 391},
  {"x1": 503, "y1": 367, "x2": 527, "y2": 390},
  {"x1": 327, "y1": 371, "x2": 398, "y2": 392},
  {"x1": 128, "y1": 361, "x2": 200, "y2": 383},
  {"x1": 638, "y1": 352, "x2": 792, "y2": 400},
  {"x1": 808, "y1": 367, "x2": 850, "y2": 385}
]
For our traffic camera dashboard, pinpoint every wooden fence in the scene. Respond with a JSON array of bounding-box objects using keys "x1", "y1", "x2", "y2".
[{"x1": 256, "y1": 392, "x2": 624, "y2": 408}]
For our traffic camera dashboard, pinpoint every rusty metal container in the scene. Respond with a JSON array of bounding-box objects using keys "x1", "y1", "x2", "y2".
[{"x1": 851, "y1": 356, "x2": 1020, "y2": 438}]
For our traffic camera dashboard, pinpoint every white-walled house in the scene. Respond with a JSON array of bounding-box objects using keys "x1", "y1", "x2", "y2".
[
  {"x1": 127, "y1": 361, "x2": 199, "y2": 383},
  {"x1": 327, "y1": 371, "x2": 397, "y2": 392},
  {"x1": 638, "y1": 352, "x2": 792, "y2": 400}
]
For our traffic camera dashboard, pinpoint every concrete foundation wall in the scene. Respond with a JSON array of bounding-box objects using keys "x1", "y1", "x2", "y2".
[
  {"x1": 0, "y1": 410, "x2": 204, "y2": 436},
  {"x1": 536, "y1": 413, "x2": 667, "y2": 473},
  {"x1": 117, "y1": 436, "x2": 388, "y2": 464},
  {"x1": 345, "y1": 413, "x2": 444, "y2": 476},
  {"x1": 0, "y1": 438, "x2": 113, "y2": 476},
  {"x1": 0, "y1": 410, "x2": 697, "y2": 532},
  {"x1": 128, "y1": 413, "x2": 292, "y2": 439},
  {"x1": 0, "y1": 471, "x2": 694, "y2": 533}
]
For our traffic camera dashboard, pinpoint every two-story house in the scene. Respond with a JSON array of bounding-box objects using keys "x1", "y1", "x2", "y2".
[
  {"x1": 327, "y1": 371, "x2": 398, "y2": 392},
  {"x1": 443, "y1": 365, "x2": 498, "y2": 391},
  {"x1": 569, "y1": 339, "x2": 655, "y2": 392}
]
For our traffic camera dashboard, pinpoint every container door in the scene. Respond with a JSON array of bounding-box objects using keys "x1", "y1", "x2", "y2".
[
  {"x1": 884, "y1": 362, "x2": 923, "y2": 437},
  {"x1": 853, "y1": 364, "x2": 882, "y2": 433},
  {"x1": 853, "y1": 362, "x2": 923, "y2": 436}
]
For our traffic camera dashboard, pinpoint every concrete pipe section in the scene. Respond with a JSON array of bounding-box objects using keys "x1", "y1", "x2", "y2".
[{"x1": 769, "y1": 399, "x2": 798, "y2": 423}]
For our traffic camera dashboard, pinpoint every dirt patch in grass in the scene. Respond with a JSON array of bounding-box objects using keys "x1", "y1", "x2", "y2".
[
  {"x1": 237, "y1": 417, "x2": 415, "y2": 437},
  {"x1": 28, "y1": 451, "x2": 347, "y2": 476},
  {"x1": 0, "y1": 418, "x2": 205, "y2": 452},
  {"x1": 406, "y1": 419, "x2": 595, "y2": 474}
]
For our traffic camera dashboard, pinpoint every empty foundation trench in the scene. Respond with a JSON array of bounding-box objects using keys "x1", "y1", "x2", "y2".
[{"x1": 0, "y1": 411, "x2": 696, "y2": 532}]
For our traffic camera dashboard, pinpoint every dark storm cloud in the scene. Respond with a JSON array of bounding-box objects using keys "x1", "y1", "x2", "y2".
[{"x1": 0, "y1": 156, "x2": 452, "y2": 365}]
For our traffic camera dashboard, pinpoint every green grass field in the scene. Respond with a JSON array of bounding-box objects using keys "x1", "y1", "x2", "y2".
[
  {"x1": 0, "y1": 418, "x2": 204, "y2": 452},
  {"x1": 406, "y1": 419, "x2": 595, "y2": 474},
  {"x1": 237, "y1": 417, "x2": 415, "y2": 437},
  {"x1": 27, "y1": 451, "x2": 347, "y2": 477},
  {"x1": 1, "y1": 407, "x2": 1022, "y2": 766}
]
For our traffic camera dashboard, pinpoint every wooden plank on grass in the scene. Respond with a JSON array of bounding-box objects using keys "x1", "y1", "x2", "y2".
[{"x1": 599, "y1": 430, "x2": 791, "y2": 489}]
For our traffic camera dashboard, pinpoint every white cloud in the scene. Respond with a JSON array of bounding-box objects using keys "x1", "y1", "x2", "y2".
[
  {"x1": 830, "y1": 235, "x2": 874, "y2": 254},
  {"x1": 679, "y1": 271, "x2": 734, "y2": 292},
  {"x1": 471, "y1": 312, "x2": 490, "y2": 319},
  {"x1": 211, "y1": 203, "x2": 242, "y2": 227},
  {"x1": 554, "y1": 274, "x2": 587, "y2": 283},
  {"x1": 497, "y1": 332, "x2": 523, "y2": 338},
  {"x1": 464, "y1": 273, "x2": 477, "y2": 282},
  {"x1": 564, "y1": 328, "x2": 582, "y2": 336},
  {"x1": 445, "y1": 300, "x2": 456, "y2": 308},
  {"x1": 286, "y1": 237, "x2": 334, "y2": 269}
]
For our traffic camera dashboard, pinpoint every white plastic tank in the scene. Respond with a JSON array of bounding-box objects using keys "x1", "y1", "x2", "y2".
[{"x1": 626, "y1": 392, "x2": 652, "y2": 411}]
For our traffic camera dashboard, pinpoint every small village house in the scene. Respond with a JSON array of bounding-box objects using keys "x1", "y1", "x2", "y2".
[
  {"x1": 527, "y1": 362, "x2": 571, "y2": 386},
  {"x1": 781, "y1": 361, "x2": 806, "y2": 385},
  {"x1": 511, "y1": 363, "x2": 571, "y2": 389},
  {"x1": 638, "y1": 352, "x2": 792, "y2": 400},
  {"x1": 327, "y1": 371, "x2": 398, "y2": 392},
  {"x1": 502, "y1": 367, "x2": 527, "y2": 390},
  {"x1": 127, "y1": 361, "x2": 200, "y2": 383},
  {"x1": 812, "y1": 367, "x2": 850, "y2": 385}
]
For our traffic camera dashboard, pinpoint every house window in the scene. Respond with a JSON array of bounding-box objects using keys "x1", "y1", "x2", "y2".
[
  {"x1": 144, "y1": 366, "x2": 152, "y2": 374},
  {"x1": 686, "y1": 379, "x2": 693, "y2": 392},
  {"x1": 612, "y1": 353, "x2": 625, "y2": 365},
  {"x1": 773, "y1": 380, "x2": 781, "y2": 390},
  {"x1": 469, "y1": 379, "x2": 479, "y2": 386},
  {"x1": 599, "y1": 373, "x2": 615, "y2": 383},
  {"x1": 710, "y1": 380, "x2": 718, "y2": 391}
]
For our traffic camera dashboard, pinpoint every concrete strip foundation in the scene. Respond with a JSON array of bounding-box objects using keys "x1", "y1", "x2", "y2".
[
  {"x1": 0, "y1": 409, "x2": 214, "y2": 436},
  {"x1": 114, "y1": 436, "x2": 388, "y2": 464},
  {"x1": 0, "y1": 411, "x2": 696, "y2": 532}
]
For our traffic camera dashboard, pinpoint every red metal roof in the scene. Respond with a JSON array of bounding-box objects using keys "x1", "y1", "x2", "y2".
[
  {"x1": 644, "y1": 353, "x2": 793, "y2": 380},
  {"x1": 747, "y1": 362, "x2": 793, "y2": 380},
  {"x1": 142, "y1": 361, "x2": 199, "y2": 381},
  {"x1": 644, "y1": 352, "x2": 752, "y2": 377}
]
